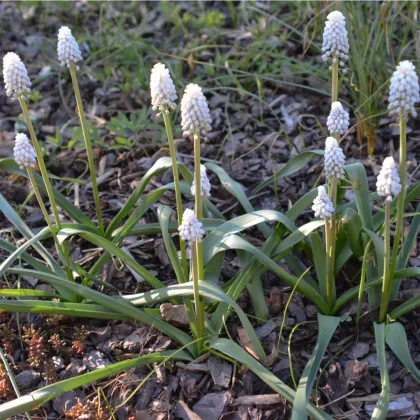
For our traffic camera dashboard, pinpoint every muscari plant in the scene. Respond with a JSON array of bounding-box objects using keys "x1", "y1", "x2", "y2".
[{"x1": 0, "y1": 12, "x2": 419, "y2": 419}]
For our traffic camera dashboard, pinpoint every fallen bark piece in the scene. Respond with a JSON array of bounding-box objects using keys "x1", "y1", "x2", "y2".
[
  {"x1": 193, "y1": 392, "x2": 231, "y2": 420},
  {"x1": 229, "y1": 394, "x2": 284, "y2": 407},
  {"x1": 208, "y1": 355, "x2": 232, "y2": 389},
  {"x1": 365, "y1": 395, "x2": 419, "y2": 418},
  {"x1": 176, "y1": 401, "x2": 202, "y2": 420},
  {"x1": 160, "y1": 303, "x2": 190, "y2": 327}
]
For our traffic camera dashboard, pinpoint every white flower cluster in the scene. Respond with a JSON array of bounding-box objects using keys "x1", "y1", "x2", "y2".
[
  {"x1": 150, "y1": 63, "x2": 177, "y2": 115},
  {"x1": 312, "y1": 186, "x2": 334, "y2": 218},
  {"x1": 321, "y1": 11, "x2": 349, "y2": 72},
  {"x1": 324, "y1": 137, "x2": 345, "y2": 181},
  {"x1": 388, "y1": 60, "x2": 419, "y2": 118},
  {"x1": 57, "y1": 26, "x2": 83, "y2": 69},
  {"x1": 181, "y1": 84, "x2": 212, "y2": 137},
  {"x1": 191, "y1": 164, "x2": 211, "y2": 198},
  {"x1": 3, "y1": 52, "x2": 31, "y2": 100},
  {"x1": 327, "y1": 101, "x2": 349, "y2": 135},
  {"x1": 14, "y1": 133, "x2": 37, "y2": 169},
  {"x1": 376, "y1": 157, "x2": 401, "y2": 201},
  {"x1": 178, "y1": 208, "x2": 205, "y2": 243}
]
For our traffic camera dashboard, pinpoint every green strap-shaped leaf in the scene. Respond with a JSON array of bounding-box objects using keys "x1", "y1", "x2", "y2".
[
  {"x1": 0, "y1": 299, "x2": 133, "y2": 320},
  {"x1": 202, "y1": 210, "x2": 296, "y2": 265},
  {"x1": 371, "y1": 323, "x2": 390, "y2": 420},
  {"x1": 0, "y1": 289, "x2": 60, "y2": 299},
  {"x1": 5, "y1": 267, "x2": 194, "y2": 353},
  {"x1": 390, "y1": 202, "x2": 420, "y2": 300},
  {"x1": 205, "y1": 162, "x2": 272, "y2": 238},
  {"x1": 125, "y1": 280, "x2": 266, "y2": 361},
  {"x1": 0, "y1": 350, "x2": 191, "y2": 419},
  {"x1": 364, "y1": 228, "x2": 384, "y2": 277},
  {"x1": 334, "y1": 267, "x2": 420, "y2": 314},
  {"x1": 291, "y1": 314, "x2": 342, "y2": 420},
  {"x1": 311, "y1": 232, "x2": 327, "y2": 300},
  {"x1": 157, "y1": 205, "x2": 186, "y2": 284},
  {"x1": 386, "y1": 322, "x2": 420, "y2": 382},
  {"x1": 57, "y1": 227, "x2": 166, "y2": 290},
  {"x1": 251, "y1": 150, "x2": 324, "y2": 195},
  {"x1": 211, "y1": 338, "x2": 333, "y2": 420},
  {"x1": 211, "y1": 235, "x2": 330, "y2": 313}
]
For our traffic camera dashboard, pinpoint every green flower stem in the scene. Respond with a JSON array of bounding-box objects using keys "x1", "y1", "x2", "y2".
[
  {"x1": 389, "y1": 114, "x2": 406, "y2": 286},
  {"x1": 162, "y1": 112, "x2": 189, "y2": 280},
  {"x1": 355, "y1": 240, "x2": 372, "y2": 332},
  {"x1": 19, "y1": 97, "x2": 74, "y2": 284},
  {"x1": 18, "y1": 97, "x2": 61, "y2": 230},
  {"x1": 331, "y1": 61, "x2": 339, "y2": 103},
  {"x1": 69, "y1": 63, "x2": 104, "y2": 235},
  {"x1": 325, "y1": 60, "x2": 340, "y2": 309},
  {"x1": 326, "y1": 177, "x2": 338, "y2": 309},
  {"x1": 324, "y1": 215, "x2": 333, "y2": 308},
  {"x1": 193, "y1": 133, "x2": 205, "y2": 352},
  {"x1": 379, "y1": 200, "x2": 391, "y2": 323},
  {"x1": 27, "y1": 168, "x2": 58, "y2": 244}
]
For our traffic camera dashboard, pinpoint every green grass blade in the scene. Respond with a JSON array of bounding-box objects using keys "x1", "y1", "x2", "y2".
[
  {"x1": 211, "y1": 338, "x2": 333, "y2": 420},
  {"x1": 0, "y1": 159, "x2": 96, "y2": 228},
  {"x1": 0, "y1": 237, "x2": 52, "y2": 274},
  {"x1": 0, "y1": 351, "x2": 191, "y2": 419},
  {"x1": 125, "y1": 281, "x2": 266, "y2": 361},
  {"x1": 386, "y1": 322, "x2": 420, "y2": 382},
  {"x1": 371, "y1": 323, "x2": 390, "y2": 420},
  {"x1": 251, "y1": 150, "x2": 324, "y2": 195},
  {"x1": 0, "y1": 194, "x2": 63, "y2": 275},
  {"x1": 106, "y1": 156, "x2": 173, "y2": 236},
  {"x1": 291, "y1": 314, "x2": 342, "y2": 420},
  {"x1": 0, "y1": 227, "x2": 51, "y2": 278}
]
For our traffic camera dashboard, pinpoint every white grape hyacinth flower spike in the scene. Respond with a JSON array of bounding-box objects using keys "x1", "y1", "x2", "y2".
[
  {"x1": 321, "y1": 11, "x2": 349, "y2": 73},
  {"x1": 14, "y1": 133, "x2": 37, "y2": 169},
  {"x1": 388, "y1": 60, "x2": 419, "y2": 118},
  {"x1": 376, "y1": 157, "x2": 402, "y2": 201},
  {"x1": 178, "y1": 208, "x2": 205, "y2": 243},
  {"x1": 324, "y1": 137, "x2": 345, "y2": 181},
  {"x1": 191, "y1": 164, "x2": 211, "y2": 198},
  {"x1": 57, "y1": 26, "x2": 83, "y2": 69},
  {"x1": 181, "y1": 84, "x2": 212, "y2": 137},
  {"x1": 327, "y1": 101, "x2": 349, "y2": 135},
  {"x1": 312, "y1": 186, "x2": 334, "y2": 218},
  {"x1": 3, "y1": 52, "x2": 31, "y2": 100},
  {"x1": 150, "y1": 63, "x2": 177, "y2": 116}
]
